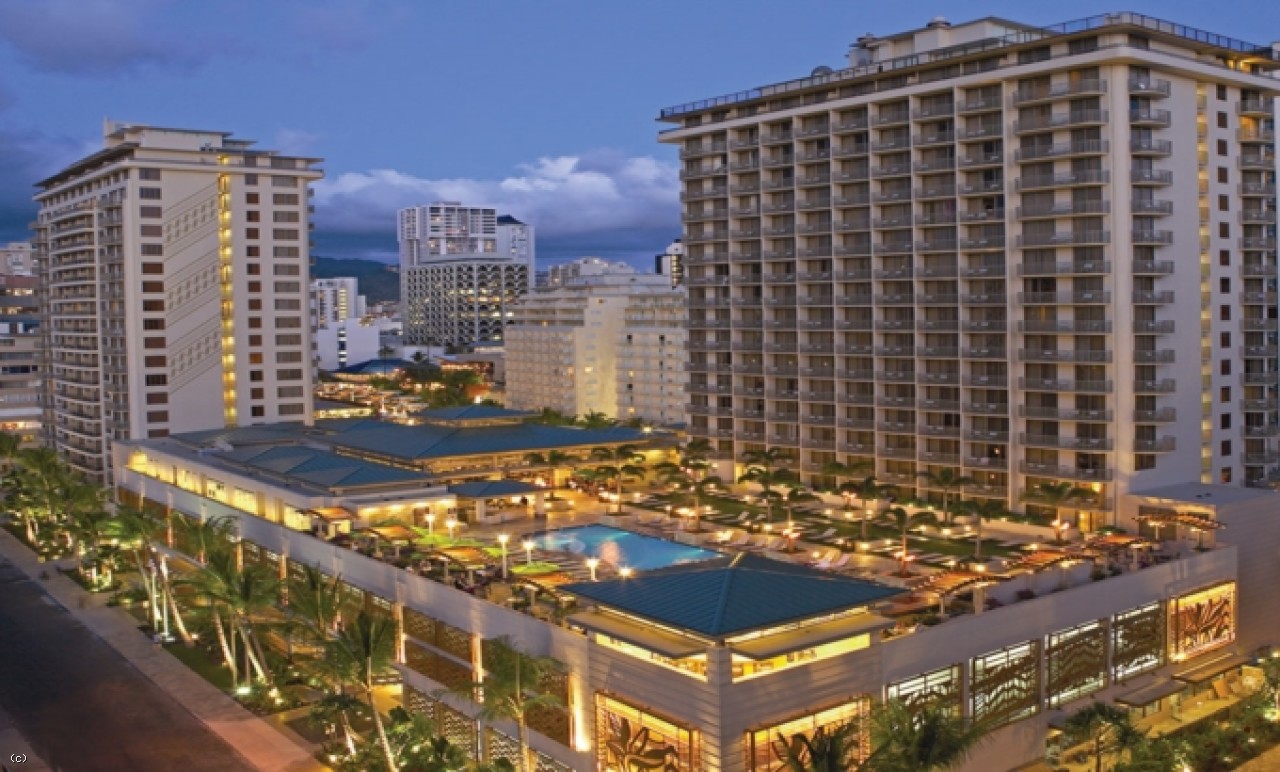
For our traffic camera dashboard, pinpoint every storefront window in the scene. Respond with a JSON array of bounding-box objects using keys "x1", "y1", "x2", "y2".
[
  {"x1": 743, "y1": 698, "x2": 869, "y2": 771},
  {"x1": 597, "y1": 695, "x2": 699, "y2": 772},
  {"x1": 1169, "y1": 582, "x2": 1236, "y2": 661}
]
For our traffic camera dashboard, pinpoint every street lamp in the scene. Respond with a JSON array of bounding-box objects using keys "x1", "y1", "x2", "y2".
[
  {"x1": 498, "y1": 534, "x2": 510, "y2": 579},
  {"x1": 586, "y1": 557, "x2": 600, "y2": 581},
  {"x1": 445, "y1": 518, "x2": 458, "y2": 540},
  {"x1": 425, "y1": 513, "x2": 436, "y2": 536},
  {"x1": 522, "y1": 539, "x2": 535, "y2": 566}
]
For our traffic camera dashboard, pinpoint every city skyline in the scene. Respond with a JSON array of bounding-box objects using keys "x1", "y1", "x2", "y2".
[{"x1": 1, "y1": 0, "x2": 1277, "y2": 268}]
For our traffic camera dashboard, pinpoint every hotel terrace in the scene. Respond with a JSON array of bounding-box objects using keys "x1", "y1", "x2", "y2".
[{"x1": 114, "y1": 403, "x2": 1280, "y2": 770}]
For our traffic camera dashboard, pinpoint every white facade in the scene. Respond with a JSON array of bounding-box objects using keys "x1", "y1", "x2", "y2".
[
  {"x1": 312, "y1": 276, "x2": 377, "y2": 370},
  {"x1": 312, "y1": 276, "x2": 365, "y2": 325},
  {"x1": 0, "y1": 242, "x2": 33, "y2": 276},
  {"x1": 397, "y1": 203, "x2": 534, "y2": 348},
  {"x1": 506, "y1": 258, "x2": 688, "y2": 424},
  {"x1": 664, "y1": 14, "x2": 1280, "y2": 527},
  {"x1": 33, "y1": 121, "x2": 322, "y2": 481},
  {"x1": 655, "y1": 238, "x2": 686, "y2": 287}
]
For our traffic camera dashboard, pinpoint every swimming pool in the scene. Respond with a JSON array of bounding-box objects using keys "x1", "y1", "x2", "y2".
[{"x1": 533, "y1": 525, "x2": 720, "y2": 571}]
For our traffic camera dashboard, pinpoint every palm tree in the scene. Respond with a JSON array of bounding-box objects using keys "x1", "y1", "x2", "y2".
[
  {"x1": 916, "y1": 469, "x2": 975, "y2": 525},
  {"x1": 772, "y1": 721, "x2": 862, "y2": 771},
  {"x1": 1024, "y1": 482, "x2": 1090, "y2": 536},
  {"x1": 781, "y1": 485, "x2": 818, "y2": 531},
  {"x1": 579, "y1": 410, "x2": 617, "y2": 430},
  {"x1": 1062, "y1": 701, "x2": 1143, "y2": 772},
  {"x1": 523, "y1": 450, "x2": 572, "y2": 488},
  {"x1": 286, "y1": 564, "x2": 345, "y2": 645},
  {"x1": 446, "y1": 636, "x2": 563, "y2": 772},
  {"x1": 530, "y1": 408, "x2": 576, "y2": 426},
  {"x1": 1, "y1": 467, "x2": 40, "y2": 545},
  {"x1": 106, "y1": 507, "x2": 196, "y2": 646},
  {"x1": 882, "y1": 506, "x2": 937, "y2": 577},
  {"x1": 955, "y1": 499, "x2": 1008, "y2": 562},
  {"x1": 327, "y1": 612, "x2": 400, "y2": 772},
  {"x1": 654, "y1": 439, "x2": 721, "y2": 532},
  {"x1": 16, "y1": 447, "x2": 70, "y2": 543},
  {"x1": 0, "y1": 430, "x2": 22, "y2": 471},
  {"x1": 738, "y1": 448, "x2": 797, "y2": 524},
  {"x1": 822, "y1": 458, "x2": 874, "y2": 491},
  {"x1": 190, "y1": 549, "x2": 279, "y2": 688},
  {"x1": 846, "y1": 476, "x2": 897, "y2": 541},
  {"x1": 176, "y1": 514, "x2": 236, "y2": 564},
  {"x1": 590, "y1": 445, "x2": 647, "y2": 514},
  {"x1": 860, "y1": 699, "x2": 987, "y2": 772}
]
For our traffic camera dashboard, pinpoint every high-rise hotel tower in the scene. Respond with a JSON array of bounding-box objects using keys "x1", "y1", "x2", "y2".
[
  {"x1": 34, "y1": 122, "x2": 323, "y2": 481},
  {"x1": 662, "y1": 13, "x2": 1280, "y2": 529}
]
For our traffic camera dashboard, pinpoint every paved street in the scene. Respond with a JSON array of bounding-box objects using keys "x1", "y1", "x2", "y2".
[{"x1": 0, "y1": 557, "x2": 255, "y2": 772}]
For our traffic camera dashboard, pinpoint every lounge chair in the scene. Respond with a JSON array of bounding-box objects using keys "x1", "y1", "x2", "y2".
[
  {"x1": 808, "y1": 549, "x2": 840, "y2": 566},
  {"x1": 726, "y1": 531, "x2": 752, "y2": 548},
  {"x1": 819, "y1": 554, "x2": 852, "y2": 571},
  {"x1": 815, "y1": 527, "x2": 837, "y2": 541}
]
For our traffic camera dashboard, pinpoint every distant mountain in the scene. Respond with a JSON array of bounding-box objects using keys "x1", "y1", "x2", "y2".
[{"x1": 312, "y1": 257, "x2": 399, "y2": 304}]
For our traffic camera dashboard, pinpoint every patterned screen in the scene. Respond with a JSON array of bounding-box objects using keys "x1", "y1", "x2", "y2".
[
  {"x1": 1169, "y1": 582, "x2": 1236, "y2": 660},
  {"x1": 1046, "y1": 620, "x2": 1106, "y2": 707},
  {"x1": 887, "y1": 665, "x2": 961, "y2": 713},
  {"x1": 970, "y1": 641, "x2": 1041, "y2": 726},
  {"x1": 743, "y1": 698, "x2": 869, "y2": 771},
  {"x1": 597, "y1": 694, "x2": 700, "y2": 772},
  {"x1": 1111, "y1": 602, "x2": 1166, "y2": 680}
]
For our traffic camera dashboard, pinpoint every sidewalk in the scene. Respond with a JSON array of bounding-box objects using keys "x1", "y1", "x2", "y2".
[{"x1": 0, "y1": 529, "x2": 324, "y2": 772}]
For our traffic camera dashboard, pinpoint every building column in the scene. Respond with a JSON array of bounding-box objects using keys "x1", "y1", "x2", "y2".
[
  {"x1": 534, "y1": 491, "x2": 547, "y2": 517},
  {"x1": 474, "y1": 500, "x2": 487, "y2": 523}
]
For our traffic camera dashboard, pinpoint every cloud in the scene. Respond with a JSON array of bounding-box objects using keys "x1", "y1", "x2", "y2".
[
  {"x1": 0, "y1": 0, "x2": 216, "y2": 75},
  {"x1": 0, "y1": 129, "x2": 97, "y2": 243},
  {"x1": 312, "y1": 151, "x2": 680, "y2": 240},
  {"x1": 273, "y1": 128, "x2": 322, "y2": 157}
]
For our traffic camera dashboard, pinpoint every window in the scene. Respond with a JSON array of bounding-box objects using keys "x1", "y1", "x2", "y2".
[
  {"x1": 1220, "y1": 305, "x2": 1231, "y2": 321},
  {"x1": 139, "y1": 187, "x2": 162, "y2": 199},
  {"x1": 272, "y1": 229, "x2": 299, "y2": 240},
  {"x1": 245, "y1": 228, "x2": 259, "y2": 240},
  {"x1": 147, "y1": 429, "x2": 170, "y2": 439},
  {"x1": 246, "y1": 193, "x2": 259, "y2": 204},
  {"x1": 248, "y1": 352, "x2": 263, "y2": 364},
  {"x1": 246, "y1": 246, "x2": 260, "y2": 257},
  {"x1": 1218, "y1": 195, "x2": 1229, "y2": 211},
  {"x1": 277, "y1": 385, "x2": 304, "y2": 398},
  {"x1": 1217, "y1": 84, "x2": 1228, "y2": 100},
  {"x1": 144, "y1": 374, "x2": 168, "y2": 386},
  {"x1": 274, "y1": 316, "x2": 302, "y2": 329},
  {"x1": 276, "y1": 369, "x2": 303, "y2": 381},
  {"x1": 1221, "y1": 414, "x2": 1231, "y2": 429},
  {"x1": 1220, "y1": 332, "x2": 1231, "y2": 347},
  {"x1": 273, "y1": 299, "x2": 301, "y2": 310},
  {"x1": 142, "y1": 281, "x2": 164, "y2": 293},
  {"x1": 144, "y1": 355, "x2": 166, "y2": 367},
  {"x1": 245, "y1": 174, "x2": 258, "y2": 185},
  {"x1": 273, "y1": 281, "x2": 300, "y2": 292},
  {"x1": 1221, "y1": 440, "x2": 1232, "y2": 456},
  {"x1": 1218, "y1": 167, "x2": 1229, "y2": 184},
  {"x1": 272, "y1": 193, "x2": 299, "y2": 205},
  {"x1": 246, "y1": 211, "x2": 260, "y2": 223},
  {"x1": 140, "y1": 225, "x2": 162, "y2": 237},
  {"x1": 251, "y1": 406, "x2": 265, "y2": 418},
  {"x1": 271, "y1": 176, "x2": 298, "y2": 188},
  {"x1": 248, "y1": 335, "x2": 262, "y2": 346},
  {"x1": 1219, "y1": 223, "x2": 1230, "y2": 238},
  {"x1": 1217, "y1": 112, "x2": 1228, "y2": 129},
  {"x1": 249, "y1": 370, "x2": 263, "y2": 382},
  {"x1": 1220, "y1": 278, "x2": 1231, "y2": 293},
  {"x1": 147, "y1": 411, "x2": 169, "y2": 422},
  {"x1": 1220, "y1": 360, "x2": 1231, "y2": 375},
  {"x1": 273, "y1": 264, "x2": 300, "y2": 276},
  {"x1": 143, "y1": 337, "x2": 165, "y2": 349},
  {"x1": 246, "y1": 264, "x2": 260, "y2": 275},
  {"x1": 276, "y1": 351, "x2": 303, "y2": 363},
  {"x1": 143, "y1": 319, "x2": 165, "y2": 330},
  {"x1": 141, "y1": 244, "x2": 163, "y2": 256},
  {"x1": 141, "y1": 263, "x2": 163, "y2": 275},
  {"x1": 272, "y1": 211, "x2": 299, "y2": 223},
  {"x1": 146, "y1": 393, "x2": 168, "y2": 405},
  {"x1": 1217, "y1": 139, "x2": 1228, "y2": 156},
  {"x1": 247, "y1": 299, "x2": 262, "y2": 311},
  {"x1": 248, "y1": 281, "x2": 261, "y2": 292},
  {"x1": 139, "y1": 206, "x2": 162, "y2": 218},
  {"x1": 1135, "y1": 454, "x2": 1155, "y2": 470},
  {"x1": 1221, "y1": 387, "x2": 1231, "y2": 403},
  {"x1": 1221, "y1": 468, "x2": 1233, "y2": 483},
  {"x1": 279, "y1": 404, "x2": 305, "y2": 415},
  {"x1": 250, "y1": 388, "x2": 264, "y2": 399},
  {"x1": 1220, "y1": 250, "x2": 1231, "y2": 266},
  {"x1": 275, "y1": 334, "x2": 302, "y2": 345},
  {"x1": 138, "y1": 168, "x2": 161, "y2": 181},
  {"x1": 247, "y1": 317, "x2": 262, "y2": 329},
  {"x1": 1129, "y1": 35, "x2": 1149, "y2": 49},
  {"x1": 142, "y1": 300, "x2": 164, "y2": 312}
]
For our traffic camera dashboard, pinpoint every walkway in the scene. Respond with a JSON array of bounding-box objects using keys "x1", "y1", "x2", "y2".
[{"x1": 0, "y1": 528, "x2": 323, "y2": 772}]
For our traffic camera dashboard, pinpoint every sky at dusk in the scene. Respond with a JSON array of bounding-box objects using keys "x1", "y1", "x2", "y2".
[{"x1": 1, "y1": 0, "x2": 1278, "y2": 268}]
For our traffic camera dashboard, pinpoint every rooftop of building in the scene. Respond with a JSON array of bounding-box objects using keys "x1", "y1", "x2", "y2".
[
  {"x1": 1129, "y1": 482, "x2": 1277, "y2": 506},
  {"x1": 562, "y1": 552, "x2": 902, "y2": 639},
  {"x1": 332, "y1": 358, "x2": 416, "y2": 376},
  {"x1": 219, "y1": 443, "x2": 433, "y2": 489},
  {"x1": 659, "y1": 11, "x2": 1280, "y2": 121}
]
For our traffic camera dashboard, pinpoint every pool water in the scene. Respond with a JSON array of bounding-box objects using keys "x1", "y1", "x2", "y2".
[{"x1": 534, "y1": 525, "x2": 720, "y2": 571}]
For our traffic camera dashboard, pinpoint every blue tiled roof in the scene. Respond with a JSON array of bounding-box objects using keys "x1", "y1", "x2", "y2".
[
  {"x1": 562, "y1": 553, "x2": 902, "y2": 638},
  {"x1": 449, "y1": 480, "x2": 543, "y2": 498},
  {"x1": 334, "y1": 358, "x2": 415, "y2": 375},
  {"x1": 422, "y1": 405, "x2": 533, "y2": 421},
  {"x1": 315, "y1": 419, "x2": 645, "y2": 461},
  {"x1": 220, "y1": 444, "x2": 431, "y2": 489}
]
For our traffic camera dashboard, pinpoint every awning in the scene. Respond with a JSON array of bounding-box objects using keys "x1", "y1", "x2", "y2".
[
  {"x1": 914, "y1": 569, "x2": 1006, "y2": 596},
  {"x1": 368, "y1": 525, "x2": 417, "y2": 543},
  {"x1": 1174, "y1": 653, "x2": 1253, "y2": 684},
  {"x1": 1139, "y1": 512, "x2": 1226, "y2": 530},
  {"x1": 308, "y1": 507, "x2": 354, "y2": 521},
  {"x1": 568, "y1": 611, "x2": 708, "y2": 659},
  {"x1": 1008, "y1": 550, "x2": 1080, "y2": 572},
  {"x1": 1115, "y1": 678, "x2": 1186, "y2": 707},
  {"x1": 729, "y1": 612, "x2": 895, "y2": 660}
]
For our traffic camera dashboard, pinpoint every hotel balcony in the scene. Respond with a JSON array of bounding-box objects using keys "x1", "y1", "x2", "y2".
[
  {"x1": 1014, "y1": 140, "x2": 1108, "y2": 162},
  {"x1": 1129, "y1": 108, "x2": 1172, "y2": 127},
  {"x1": 1012, "y1": 110, "x2": 1107, "y2": 133},
  {"x1": 1011, "y1": 79, "x2": 1106, "y2": 106},
  {"x1": 1017, "y1": 461, "x2": 1113, "y2": 482}
]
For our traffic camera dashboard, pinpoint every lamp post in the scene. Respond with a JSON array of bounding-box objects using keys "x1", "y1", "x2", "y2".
[
  {"x1": 426, "y1": 513, "x2": 436, "y2": 537},
  {"x1": 445, "y1": 517, "x2": 458, "y2": 540},
  {"x1": 522, "y1": 539, "x2": 535, "y2": 566},
  {"x1": 586, "y1": 558, "x2": 600, "y2": 582},
  {"x1": 498, "y1": 533, "x2": 510, "y2": 579},
  {"x1": 159, "y1": 554, "x2": 171, "y2": 641}
]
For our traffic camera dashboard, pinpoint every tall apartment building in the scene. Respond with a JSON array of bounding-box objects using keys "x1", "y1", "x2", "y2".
[
  {"x1": 312, "y1": 277, "x2": 379, "y2": 370},
  {"x1": 0, "y1": 274, "x2": 43, "y2": 446},
  {"x1": 663, "y1": 13, "x2": 1280, "y2": 530},
  {"x1": 655, "y1": 237, "x2": 686, "y2": 287},
  {"x1": 506, "y1": 258, "x2": 688, "y2": 424},
  {"x1": 0, "y1": 242, "x2": 34, "y2": 276},
  {"x1": 398, "y1": 203, "x2": 534, "y2": 348},
  {"x1": 33, "y1": 122, "x2": 322, "y2": 481}
]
